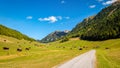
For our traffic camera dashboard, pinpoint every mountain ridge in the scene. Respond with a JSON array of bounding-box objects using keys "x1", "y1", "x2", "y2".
[
  {"x1": 40, "y1": 30, "x2": 70, "y2": 43},
  {"x1": 66, "y1": 1, "x2": 120, "y2": 41}
]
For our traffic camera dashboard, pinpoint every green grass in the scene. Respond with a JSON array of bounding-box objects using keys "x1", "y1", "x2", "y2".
[
  {"x1": 0, "y1": 49, "x2": 86, "y2": 68},
  {"x1": 95, "y1": 38, "x2": 120, "y2": 68},
  {"x1": 97, "y1": 49, "x2": 120, "y2": 68},
  {"x1": 49, "y1": 38, "x2": 120, "y2": 68},
  {"x1": 0, "y1": 35, "x2": 120, "y2": 68},
  {"x1": 97, "y1": 47, "x2": 120, "y2": 68},
  {"x1": 0, "y1": 35, "x2": 87, "y2": 68}
]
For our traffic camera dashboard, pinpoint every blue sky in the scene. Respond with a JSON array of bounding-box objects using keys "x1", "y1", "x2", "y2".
[{"x1": 0, "y1": 0, "x2": 117, "y2": 40}]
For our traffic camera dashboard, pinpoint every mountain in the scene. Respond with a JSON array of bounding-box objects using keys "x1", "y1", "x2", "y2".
[
  {"x1": 0, "y1": 25, "x2": 35, "y2": 41},
  {"x1": 40, "y1": 30, "x2": 70, "y2": 43},
  {"x1": 67, "y1": 1, "x2": 120, "y2": 41}
]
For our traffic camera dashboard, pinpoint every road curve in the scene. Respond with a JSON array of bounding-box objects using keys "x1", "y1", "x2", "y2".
[{"x1": 54, "y1": 50, "x2": 96, "y2": 68}]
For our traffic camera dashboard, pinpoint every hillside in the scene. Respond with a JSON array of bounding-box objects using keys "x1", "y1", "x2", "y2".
[
  {"x1": 67, "y1": 1, "x2": 120, "y2": 41},
  {"x1": 0, "y1": 25, "x2": 34, "y2": 41},
  {"x1": 40, "y1": 30, "x2": 69, "y2": 43}
]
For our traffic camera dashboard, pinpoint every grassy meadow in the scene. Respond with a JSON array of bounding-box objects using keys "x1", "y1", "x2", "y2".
[
  {"x1": 0, "y1": 35, "x2": 120, "y2": 68},
  {"x1": 0, "y1": 35, "x2": 87, "y2": 68}
]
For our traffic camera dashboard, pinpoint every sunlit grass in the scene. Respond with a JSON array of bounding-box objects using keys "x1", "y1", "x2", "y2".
[
  {"x1": 0, "y1": 35, "x2": 87, "y2": 68},
  {"x1": 96, "y1": 39, "x2": 120, "y2": 68},
  {"x1": 0, "y1": 35, "x2": 120, "y2": 68}
]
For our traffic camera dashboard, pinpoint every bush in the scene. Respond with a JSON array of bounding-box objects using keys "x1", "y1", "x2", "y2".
[{"x1": 60, "y1": 37, "x2": 69, "y2": 43}]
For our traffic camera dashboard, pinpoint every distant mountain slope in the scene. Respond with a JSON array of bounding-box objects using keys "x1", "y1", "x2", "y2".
[
  {"x1": 40, "y1": 30, "x2": 69, "y2": 43},
  {"x1": 0, "y1": 25, "x2": 34, "y2": 41},
  {"x1": 67, "y1": 1, "x2": 120, "y2": 40}
]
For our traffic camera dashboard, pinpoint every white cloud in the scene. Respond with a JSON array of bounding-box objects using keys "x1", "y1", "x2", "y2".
[
  {"x1": 102, "y1": 0, "x2": 117, "y2": 5},
  {"x1": 26, "y1": 16, "x2": 33, "y2": 19},
  {"x1": 38, "y1": 16, "x2": 70, "y2": 23},
  {"x1": 61, "y1": 0, "x2": 65, "y2": 4},
  {"x1": 38, "y1": 16, "x2": 58, "y2": 23},
  {"x1": 89, "y1": 5, "x2": 96, "y2": 8}
]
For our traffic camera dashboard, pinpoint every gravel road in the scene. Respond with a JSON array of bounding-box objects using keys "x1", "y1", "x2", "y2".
[{"x1": 54, "y1": 50, "x2": 96, "y2": 68}]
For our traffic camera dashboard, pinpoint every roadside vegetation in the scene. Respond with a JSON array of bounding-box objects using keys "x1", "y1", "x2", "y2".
[{"x1": 96, "y1": 39, "x2": 120, "y2": 68}]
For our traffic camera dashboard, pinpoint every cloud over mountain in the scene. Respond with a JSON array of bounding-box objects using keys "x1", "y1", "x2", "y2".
[{"x1": 102, "y1": 0, "x2": 117, "y2": 5}]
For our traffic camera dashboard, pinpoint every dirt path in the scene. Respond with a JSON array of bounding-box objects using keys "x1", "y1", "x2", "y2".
[{"x1": 54, "y1": 50, "x2": 96, "y2": 68}]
